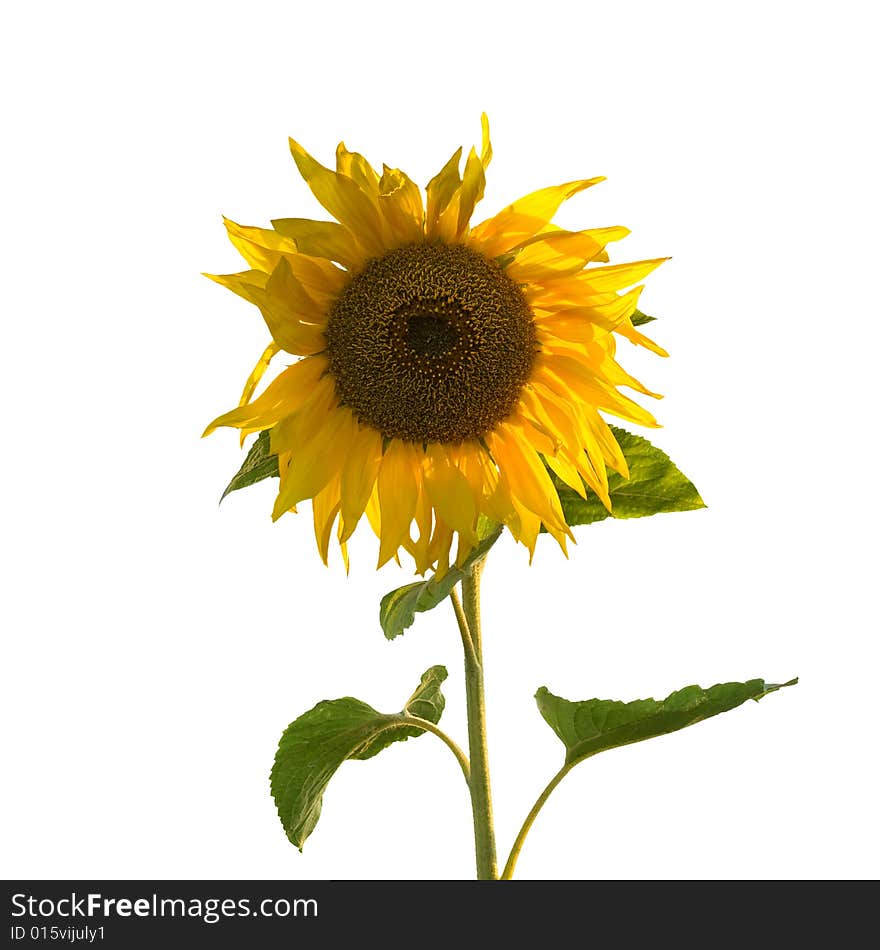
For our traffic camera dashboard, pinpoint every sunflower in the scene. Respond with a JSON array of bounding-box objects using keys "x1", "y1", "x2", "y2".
[{"x1": 204, "y1": 116, "x2": 668, "y2": 574}]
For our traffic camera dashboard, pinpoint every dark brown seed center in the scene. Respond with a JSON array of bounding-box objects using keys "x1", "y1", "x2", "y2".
[
  {"x1": 405, "y1": 313, "x2": 459, "y2": 357},
  {"x1": 325, "y1": 242, "x2": 537, "y2": 444}
]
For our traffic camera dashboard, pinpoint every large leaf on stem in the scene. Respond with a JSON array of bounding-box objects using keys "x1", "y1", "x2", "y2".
[
  {"x1": 537, "y1": 678, "x2": 798, "y2": 767},
  {"x1": 270, "y1": 666, "x2": 447, "y2": 849}
]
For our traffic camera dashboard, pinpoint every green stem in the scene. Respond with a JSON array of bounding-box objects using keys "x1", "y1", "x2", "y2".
[
  {"x1": 402, "y1": 715, "x2": 471, "y2": 786},
  {"x1": 500, "y1": 762, "x2": 574, "y2": 880},
  {"x1": 459, "y1": 559, "x2": 498, "y2": 880}
]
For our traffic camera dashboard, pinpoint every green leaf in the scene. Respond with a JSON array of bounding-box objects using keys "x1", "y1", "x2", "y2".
[
  {"x1": 536, "y1": 678, "x2": 798, "y2": 767},
  {"x1": 220, "y1": 430, "x2": 279, "y2": 502},
  {"x1": 631, "y1": 308, "x2": 656, "y2": 326},
  {"x1": 270, "y1": 666, "x2": 448, "y2": 850},
  {"x1": 379, "y1": 524, "x2": 503, "y2": 640},
  {"x1": 552, "y1": 426, "x2": 705, "y2": 527}
]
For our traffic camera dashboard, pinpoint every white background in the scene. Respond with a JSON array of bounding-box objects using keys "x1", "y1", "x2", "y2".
[{"x1": 2, "y1": 0, "x2": 877, "y2": 881}]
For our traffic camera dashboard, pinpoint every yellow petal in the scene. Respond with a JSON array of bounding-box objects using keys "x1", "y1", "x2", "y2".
[
  {"x1": 206, "y1": 260, "x2": 327, "y2": 354},
  {"x1": 443, "y1": 116, "x2": 493, "y2": 241},
  {"x1": 289, "y1": 137, "x2": 387, "y2": 256},
  {"x1": 423, "y1": 444, "x2": 478, "y2": 546},
  {"x1": 378, "y1": 165, "x2": 425, "y2": 244},
  {"x1": 202, "y1": 355, "x2": 327, "y2": 436},
  {"x1": 312, "y1": 475, "x2": 342, "y2": 565},
  {"x1": 403, "y1": 479, "x2": 435, "y2": 576},
  {"x1": 544, "y1": 451, "x2": 587, "y2": 500},
  {"x1": 615, "y1": 321, "x2": 670, "y2": 357},
  {"x1": 272, "y1": 407, "x2": 354, "y2": 518},
  {"x1": 527, "y1": 381, "x2": 611, "y2": 503},
  {"x1": 506, "y1": 227, "x2": 629, "y2": 283},
  {"x1": 337, "y1": 518, "x2": 350, "y2": 575},
  {"x1": 223, "y1": 218, "x2": 346, "y2": 299},
  {"x1": 506, "y1": 490, "x2": 542, "y2": 559},
  {"x1": 584, "y1": 338, "x2": 663, "y2": 399},
  {"x1": 535, "y1": 315, "x2": 602, "y2": 346},
  {"x1": 270, "y1": 217, "x2": 364, "y2": 271},
  {"x1": 428, "y1": 517, "x2": 454, "y2": 577},
  {"x1": 517, "y1": 385, "x2": 566, "y2": 452},
  {"x1": 487, "y1": 422, "x2": 569, "y2": 535},
  {"x1": 576, "y1": 258, "x2": 669, "y2": 293},
  {"x1": 238, "y1": 342, "x2": 280, "y2": 409},
  {"x1": 376, "y1": 440, "x2": 421, "y2": 567},
  {"x1": 537, "y1": 353, "x2": 660, "y2": 428},
  {"x1": 269, "y1": 372, "x2": 337, "y2": 455},
  {"x1": 260, "y1": 259, "x2": 328, "y2": 354},
  {"x1": 203, "y1": 269, "x2": 268, "y2": 307},
  {"x1": 338, "y1": 422, "x2": 384, "y2": 543},
  {"x1": 223, "y1": 217, "x2": 295, "y2": 271},
  {"x1": 582, "y1": 406, "x2": 629, "y2": 478},
  {"x1": 236, "y1": 341, "x2": 280, "y2": 446},
  {"x1": 335, "y1": 142, "x2": 381, "y2": 195},
  {"x1": 535, "y1": 286, "x2": 645, "y2": 340},
  {"x1": 425, "y1": 147, "x2": 462, "y2": 240},
  {"x1": 469, "y1": 177, "x2": 605, "y2": 258}
]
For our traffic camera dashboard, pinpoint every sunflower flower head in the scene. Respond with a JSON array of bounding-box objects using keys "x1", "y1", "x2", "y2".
[{"x1": 204, "y1": 116, "x2": 669, "y2": 575}]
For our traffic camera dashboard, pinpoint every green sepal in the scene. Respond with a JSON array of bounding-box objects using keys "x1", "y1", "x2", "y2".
[
  {"x1": 537, "y1": 678, "x2": 798, "y2": 767},
  {"x1": 630, "y1": 308, "x2": 657, "y2": 326},
  {"x1": 270, "y1": 666, "x2": 448, "y2": 850},
  {"x1": 379, "y1": 523, "x2": 503, "y2": 640},
  {"x1": 220, "y1": 430, "x2": 278, "y2": 502},
  {"x1": 551, "y1": 426, "x2": 705, "y2": 527}
]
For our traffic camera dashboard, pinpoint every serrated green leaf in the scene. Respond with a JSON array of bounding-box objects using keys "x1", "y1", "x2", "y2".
[
  {"x1": 379, "y1": 525, "x2": 503, "y2": 640},
  {"x1": 220, "y1": 430, "x2": 279, "y2": 502},
  {"x1": 537, "y1": 678, "x2": 797, "y2": 767},
  {"x1": 354, "y1": 665, "x2": 447, "y2": 759},
  {"x1": 551, "y1": 426, "x2": 705, "y2": 527},
  {"x1": 270, "y1": 666, "x2": 447, "y2": 850},
  {"x1": 631, "y1": 308, "x2": 656, "y2": 326}
]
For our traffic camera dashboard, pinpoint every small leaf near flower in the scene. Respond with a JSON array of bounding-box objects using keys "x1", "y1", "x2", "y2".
[
  {"x1": 379, "y1": 525, "x2": 503, "y2": 640},
  {"x1": 270, "y1": 666, "x2": 448, "y2": 850},
  {"x1": 550, "y1": 426, "x2": 705, "y2": 527},
  {"x1": 220, "y1": 430, "x2": 278, "y2": 502},
  {"x1": 630, "y1": 308, "x2": 657, "y2": 326},
  {"x1": 536, "y1": 678, "x2": 797, "y2": 768}
]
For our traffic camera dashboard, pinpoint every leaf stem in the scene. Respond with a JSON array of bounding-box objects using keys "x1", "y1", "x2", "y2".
[
  {"x1": 401, "y1": 715, "x2": 471, "y2": 785},
  {"x1": 500, "y1": 763, "x2": 574, "y2": 880},
  {"x1": 449, "y1": 588, "x2": 476, "y2": 666},
  {"x1": 460, "y1": 559, "x2": 498, "y2": 880}
]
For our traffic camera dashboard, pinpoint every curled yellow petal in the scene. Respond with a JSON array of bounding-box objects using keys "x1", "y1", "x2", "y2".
[
  {"x1": 378, "y1": 165, "x2": 424, "y2": 244},
  {"x1": 289, "y1": 137, "x2": 387, "y2": 256},
  {"x1": 203, "y1": 269, "x2": 268, "y2": 306},
  {"x1": 425, "y1": 147, "x2": 463, "y2": 240},
  {"x1": 335, "y1": 142, "x2": 381, "y2": 196},
  {"x1": 270, "y1": 217, "x2": 364, "y2": 271},
  {"x1": 260, "y1": 259, "x2": 328, "y2": 354},
  {"x1": 224, "y1": 218, "x2": 347, "y2": 300}
]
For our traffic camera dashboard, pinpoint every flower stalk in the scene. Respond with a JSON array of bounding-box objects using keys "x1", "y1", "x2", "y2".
[{"x1": 459, "y1": 560, "x2": 498, "y2": 880}]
